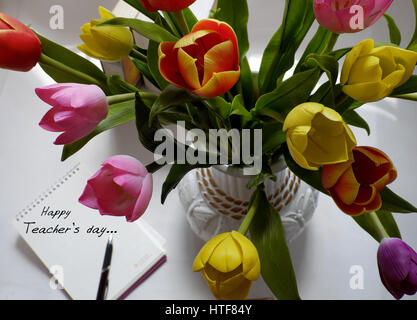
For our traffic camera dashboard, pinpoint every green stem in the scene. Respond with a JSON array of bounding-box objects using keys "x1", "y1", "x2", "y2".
[
  {"x1": 391, "y1": 93, "x2": 417, "y2": 101},
  {"x1": 107, "y1": 92, "x2": 156, "y2": 105},
  {"x1": 130, "y1": 48, "x2": 147, "y2": 62},
  {"x1": 369, "y1": 211, "x2": 390, "y2": 242},
  {"x1": 172, "y1": 10, "x2": 190, "y2": 36},
  {"x1": 39, "y1": 53, "x2": 107, "y2": 90},
  {"x1": 146, "y1": 161, "x2": 165, "y2": 174},
  {"x1": 238, "y1": 193, "x2": 259, "y2": 235},
  {"x1": 323, "y1": 32, "x2": 340, "y2": 54}
]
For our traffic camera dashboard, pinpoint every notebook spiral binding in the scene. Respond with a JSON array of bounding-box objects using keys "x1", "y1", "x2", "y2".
[{"x1": 15, "y1": 163, "x2": 82, "y2": 222}]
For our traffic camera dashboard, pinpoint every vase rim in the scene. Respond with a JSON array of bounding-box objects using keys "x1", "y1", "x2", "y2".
[{"x1": 212, "y1": 155, "x2": 287, "y2": 177}]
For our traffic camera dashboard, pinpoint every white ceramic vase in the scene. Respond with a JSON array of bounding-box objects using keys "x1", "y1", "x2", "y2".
[{"x1": 178, "y1": 157, "x2": 319, "y2": 242}]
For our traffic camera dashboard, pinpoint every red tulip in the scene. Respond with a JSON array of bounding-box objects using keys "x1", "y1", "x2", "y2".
[
  {"x1": 139, "y1": 0, "x2": 196, "y2": 12},
  {"x1": 0, "y1": 12, "x2": 42, "y2": 72},
  {"x1": 322, "y1": 146, "x2": 397, "y2": 215},
  {"x1": 158, "y1": 19, "x2": 240, "y2": 98}
]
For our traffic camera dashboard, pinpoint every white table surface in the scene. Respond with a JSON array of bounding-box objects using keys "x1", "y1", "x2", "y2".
[{"x1": 0, "y1": 0, "x2": 417, "y2": 300}]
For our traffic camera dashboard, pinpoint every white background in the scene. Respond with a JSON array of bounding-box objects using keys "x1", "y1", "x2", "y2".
[{"x1": 0, "y1": 0, "x2": 416, "y2": 300}]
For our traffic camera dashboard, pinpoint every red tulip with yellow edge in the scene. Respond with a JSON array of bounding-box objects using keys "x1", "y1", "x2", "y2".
[
  {"x1": 139, "y1": 0, "x2": 196, "y2": 12},
  {"x1": 322, "y1": 146, "x2": 397, "y2": 216},
  {"x1": 0, "y1": 12, "x2": 42, "y2": 72},
  {"x1": 158, "y1": 19, "x2": 241, "y2": 98}
]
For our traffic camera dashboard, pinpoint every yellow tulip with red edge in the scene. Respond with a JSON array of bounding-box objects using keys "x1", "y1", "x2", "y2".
[
  {"x1": 341, "y1": 39, "x2": 417, "y2": 102},
  {"x1": 158, "y1": 19, "x2": 241, "y2": 98}
]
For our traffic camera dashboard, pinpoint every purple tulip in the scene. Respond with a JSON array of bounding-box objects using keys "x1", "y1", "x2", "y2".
[
  {"x1": 313, "y1": 0, "x2": 394, "y2": 34},
  {"x1": 377, "y1": 238, "x2": 417, "y2": 299},
  {"x1": 35, "y1": 83, "x2": 108, "y2": 145}
]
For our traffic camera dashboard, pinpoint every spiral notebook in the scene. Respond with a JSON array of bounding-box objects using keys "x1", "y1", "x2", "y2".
[{"x1": 13, "y1": 163, "x2": 166, "y2": 300}]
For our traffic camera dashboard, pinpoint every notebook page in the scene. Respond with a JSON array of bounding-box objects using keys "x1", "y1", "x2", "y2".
[{"x1": 13, "y1": 163, "x2": 166, "y2": 300}]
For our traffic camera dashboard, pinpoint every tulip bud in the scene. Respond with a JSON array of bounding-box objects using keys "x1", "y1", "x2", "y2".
[
  {"x1": 78, "y1": 6, "x2": 134, "y2": 62},
  {"x1": 35, "y1": 83, "x2": 108, "y2": 145},
  {"x1": 377, "y1": 238, "x2": 417, "y2": 300},
  {"x1": 193, "y1": 231, "x2": 261, "y2": 300},
  {"x1": 341, "y1": 39, "x2": 417, "y2": 102},
  {"x1": 79, "y1": 155, "x2": 153, "y2": 222},
  {"x1": 0, "y1": 12, "x2": 42, "y2": 72},
  {"x1": 139, "y1": 0, "x2": 196, "y2": 12},
  {"x1": 322, "y1": 146, "x2": 397, "y2": 215},
  {"x1": 158, "y1": 19, "x2": 240, "y2": 98},
  {"x1": 283, "y1": 102, "x2": 357, "y2": 171},
  {"x1": 313, "y1": 0, "x2": 393, "y2": 34}
]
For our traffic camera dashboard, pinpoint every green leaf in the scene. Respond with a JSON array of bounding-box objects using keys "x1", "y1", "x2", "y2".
[
  {"x1": 342, "y1": 109, "x2": 371, "y2": 135},
  {"x1": 231, "y1": 94, "x2": 252, "y2": 126},
  {"x1": 107, "y1": 74, "x2": 140, "y2": 94},
  {"x1": 214, "y1": 0, "x2": 250, "y2": 60},
  {"x1": 146, "y1": 18, "x2": 170, "y2": 90},
  {"x1": 62, "y1": 100, "x2": 137, "y2": 161},
  {"x1": 391, "y1": 75, "x2": 417, "y2": 95},
  {"x1": 149, "y1": 85, "x2": 200, "y2": 124},
  {"x1": 249, "y1": 187, "x2": 301, "y2": 300},
  {"x1": 129, "y1": 57, "x2": 158, "y2": 88},
  {"x1": 182, "y1": 7, "x2": 198, "y2": 30},
  {"x1": 254, "y1": 68, "x2": 321, "y2": 118},
  {"x1": 380, "y1": 187, "x2": 417, "y2": 213},
  {"x1": 294, "y1": 26, "x2": 332, "y2": 73},
  {"x1": 239, "y1": 57, "x2": 255, "y2": 107},
  {"x1": 352, "y1": 210, "x2": 402, "y2": 242},
  {"x1": 203, "y1": 96, "x2": 232, "y2": 120},
  {"x1": 329, "y1": 47, "x2": 352, "y2": 61},
  {"x1": 36, "y1": 33, "x2": 110, "y2": 94},
  {"x1": 100, "y1": 18, "x2": 179, "y2": 43},
  {"x1": 258, "y1": 0, "x2": 315, "y2": 94},
  {"x1": 383, "y1": 14, "x2": 401, "y2": 46},
  {"x1": 161, "y1": 163, "x2": 211, "y2": 204},
  {"x1": 408, "y1": 0, "x2": 417, "y2": 50},
  {"x1": 262, "y1": 122, "x2": 286, "y2": 154},
  {"x1": 283, "y1": 145, "x2": 328, "y2": 195},
  {"x1": 135, "y1": 93, "x2": 163, "y2": 153}
]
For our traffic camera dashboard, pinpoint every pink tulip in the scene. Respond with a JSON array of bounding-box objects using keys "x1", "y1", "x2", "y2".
[
  {"x1": 35, "y1": 83, "x2": 108, "y2": 145},
  {"x1": 79, "y1": 155, "x2": 153, "y2": 222},
  {"x1": 313, "y1": 0, "x2": 393, "y2": 34}
]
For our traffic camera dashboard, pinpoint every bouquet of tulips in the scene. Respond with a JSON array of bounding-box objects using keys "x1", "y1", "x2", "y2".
[{"x1": 2, "y1": 0, "x2": 417, "y2": 300}]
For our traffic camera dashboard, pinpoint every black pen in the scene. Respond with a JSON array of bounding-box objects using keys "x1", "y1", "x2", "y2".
[{"x1": 96, "y1": 235, "x2": 113, "y2": 300}]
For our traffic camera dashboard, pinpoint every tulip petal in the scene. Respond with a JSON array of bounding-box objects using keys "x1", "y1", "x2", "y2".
[
  {"x1": 78, "y1": 183, "x2": 100, "y2": 210},
  {"x1": 341, "y1": 39, "x2": 375, "y2": 85},
  {"x1": 333, "y1": 167, "x2": 360, "y2": 205},
  {"x1": 103, "y1": 155, "x2": 148, "y2": 176},
  {"x1": 177, "y1": 48, "x2": 201, "y2": 90},
  {"x1": 348, "y1": 56, "x2": 383, "y2": 84},
  {"x1": 352, "y1": 147, "x2": 394, "y2": 185},
  {"x1": 283, "y1": 102, "x2": 324, "y2": 131},
  {"x1": 192, "y1": 233, "x2": 230, "y2": 272},
  {"x1": 174, "y1": 30, "x2": 214, "y2": 49},
  {"x1": 231, "y1": 231, "x2": 260, "y2": 281},
  {"x1": 208, "y1": 235, "x2": 242, "y2": 273},
  {"x1": 202, "y1": 40, "x2": 235, "y2": 86},
  {"x1": 192, "y1": 19, "x2": 239, "y2": 63},
  {"x1": 193, "y1": 70, "x2": 240, "y2": 98},
  {"x1": 342, "y1": 81, "x2": 391, "y2": 102},
  {"x1": 322, "y1": 160, "x2": 353, "y2": 189},
  {"x1": 130, "y1": 173, "x2": 153, "y2": 222},
  {"x1": 39, "y1": 108, "x2": 67, "y2": 132},
  {"x1": 159, "y1": 42, "x2": 192, "y2": 90},
  {"x1": 287, "y1": 128, "x2": 319, "y2": 170},
  {"x1": 113, "y1": 174, "x2": 142, "y2": 198},
  {"x1": 217, "y1": 273, "x2": 252, "y2": 300},
  {"x1": 53, "y1": 122, "x2": 97, "y2": 145}
]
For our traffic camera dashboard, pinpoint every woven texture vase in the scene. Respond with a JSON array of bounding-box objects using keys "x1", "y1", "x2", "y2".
[{"x1": 178, "y1": 163, "x2": 319, "y2": 242}]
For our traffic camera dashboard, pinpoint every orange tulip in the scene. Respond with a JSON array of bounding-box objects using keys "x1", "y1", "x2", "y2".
[
  {"x1": 139, "y1": 0, "x2": 196, "y2": 12},
  {"x1": 322, "y1": 146, "x2": 397, "y2": 216},
  {"x1": 158, "y1": 19, "x2": 240, "y2": 98}
]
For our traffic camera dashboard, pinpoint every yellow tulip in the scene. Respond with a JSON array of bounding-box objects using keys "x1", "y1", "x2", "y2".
[
  {"x1": 341, "y1": 39, "x2": 417, "y2": 102},
  {"x1": 283, "y1": 102, "x2": 357, "y2": 171},
  {"x1": 193, "y1": 231, "x2": 260, "y2": 300},
  {"x1": 78, "y1": 6, "x2": 134, "y2": 62}
]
